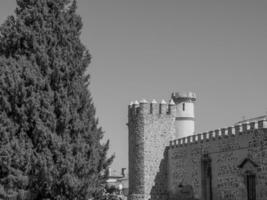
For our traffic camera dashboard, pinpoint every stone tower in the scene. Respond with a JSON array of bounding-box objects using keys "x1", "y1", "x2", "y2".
[
  {"x1": 171, "y1": 92, "x2": 196, "y2": 138},
  {"x1": 128, "y1": 92, "x2": 267, "y2": 200},
  {"x1": 128, "y1": 99, "x2": 176, "y2": 200},
  {"x1": 128, "y1": 92, "x2": 196, "y2": 200}
]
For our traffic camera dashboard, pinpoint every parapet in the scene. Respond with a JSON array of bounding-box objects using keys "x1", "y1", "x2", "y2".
[
  {"x1": 169, "y1": 119, "x2": 267, "y2": 148},
  {"x1": 171, "y1": 91, "x2": 196, "y2": 103},
  {"x1": 128, "y1": 99, "x2": 176, "y2": 117}
]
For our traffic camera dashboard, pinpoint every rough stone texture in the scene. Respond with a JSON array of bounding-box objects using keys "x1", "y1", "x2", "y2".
[
  {"x1": 128, "y1": 104, "x2": 145, "y2": 200},
  {"x1": 168, "y1": 122, "x2": 267, "y2": 200},
  {"x1": 128, "y1": 95, "x2": 267, "y2": 200},
  {"x1": 128, "y1": 102, "x2": 176, "y2": 200}
]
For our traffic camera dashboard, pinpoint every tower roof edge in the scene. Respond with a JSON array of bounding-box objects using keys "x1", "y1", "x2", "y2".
[{"x1": 171, "y1": 91, "x2": 196, "y2": 102}]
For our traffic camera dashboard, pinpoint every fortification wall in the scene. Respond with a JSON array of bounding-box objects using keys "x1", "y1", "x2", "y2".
[
  {"x1": 168, "y1": 120, "x2": 267, "y2": 200},
  {"x1": 128, "y1": 102, "x2": 145, "y2": 200},
  {"x1": 128, "y1": 100, "x2": 176, "y2": 200}
]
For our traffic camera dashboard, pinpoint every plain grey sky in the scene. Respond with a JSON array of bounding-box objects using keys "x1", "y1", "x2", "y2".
[{"x1": 0, "y1": 0, "x2": 267, "y2": 173}]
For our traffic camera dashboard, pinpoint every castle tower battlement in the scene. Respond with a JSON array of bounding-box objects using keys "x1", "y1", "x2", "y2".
[
  {"x1": 128, "y1": 99, "x2": 176, "y2": 200},
  {"x1": 171, "y1": 92, "x2": 196, "y2": 139},
  {"x1": 128, "y1": 92, "x2": 267, "y2": 200},
  {"x1": 128, "y1": 99, "x2": 176, "y2": 117}
]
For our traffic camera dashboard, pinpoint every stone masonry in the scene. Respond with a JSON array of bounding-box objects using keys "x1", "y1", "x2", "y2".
[
  {"x1": 168, "y1": 120, "x2": 267, "y2": 200},
  {"x1": 128, "y1": 93, "x2": 267, "y2": 200},
  {"x1": 128, "y1": 99, "x2": 176, "y2": 200}
]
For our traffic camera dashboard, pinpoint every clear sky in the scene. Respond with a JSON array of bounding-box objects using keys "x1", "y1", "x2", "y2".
[{"x1": 0, "y1": 0, "x2": 267, "y2": 173}]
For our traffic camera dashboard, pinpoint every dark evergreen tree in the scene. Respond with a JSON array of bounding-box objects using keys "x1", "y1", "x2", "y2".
[{"x1": 0, "y1": 0, "x2": 113, "y2": 199}]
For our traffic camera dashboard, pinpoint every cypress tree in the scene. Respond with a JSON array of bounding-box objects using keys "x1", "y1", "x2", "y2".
[{"x1": 0, "y1": 0, "x2": 113, "y2": 199}]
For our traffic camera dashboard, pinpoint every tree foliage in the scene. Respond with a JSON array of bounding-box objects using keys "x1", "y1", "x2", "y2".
[{"x1": 0, "y1": 0, "x2": 113, "y2": 199}]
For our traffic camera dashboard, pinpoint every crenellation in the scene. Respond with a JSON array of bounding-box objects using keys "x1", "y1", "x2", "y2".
[
  {"x1": 202, "y1": 132, "x2": 209, "y2": 141},
  {"x1": 192, "y1": 135, "x2": 197, "y2": 143},
  {"x1": 209, "y1": 131, "x2": 214, "y2": 139},
  {"x1": 185, "y1": 136, "x2": 189, "y2": 144},
  {"x1": 129, "y1": 99, "x2": 177, "y2": 117},
  {"x1": 187, "y1": 135, "x2": 192, "y2": 144},
  {"x1": 160, "y1": 100, "x2": 168, "y2": 114},
  {"x1": 258, "y1": 120, "x2": 264, "y2": 128},
  {"x1": 214, "y1": 129, "x2": 220, "y2": 138},
  {"x1": 181, "y1": 138, "x2": 185, "y2": 145},
  {"x1": 242, "y1": 121, "x2": 250, "y2": 132},
  {"x1": 258, "y1": 119, "x2": 267, "y2": 128},
  {"x1": 227, "y1": 126, "x2": 234, "y2": 135},
  {"x1": 234, "y1": 124, "x2": 241, "y2": 133},
  {"x1": 185, "y1": 137, "x2": 189, "y2": 144},
  {"x1": 151, "y1": 99, "x2": 157, "y2": 104},
  {"x1": 168, "y1": 119, "x2": 267, "y2": 148},
  {"x1": 176, "y1": 138, "x2": 181, "y2": 146},
  {"x1": 129, "y1": 101, "x2": 140, "y2": 115},
  {"x1": 263, "y1": 119, "x2": 267, "y2": 128},
  {"x1": 169, "y1": 99, "x2": 175, "y2": 105},
  {"x1": 250, "y1": 121, "x2": 255, "y2": 129},
  {"x1": 134, "y1": 100, "x2": 139, "y2": 106},
  {"x1": 168, "y1": 102, "x2": 176, "y2": 115},
  {"x1": 178, "y1": 138, "x2": 182, "y2": 145},
  {"x1": 150, "y1": 100, "x2": 159, "y2": 114},
  {"x1": 207, "y1": 131, "x2": 212, "y2": 140},
  {"x1": 150, "y1": 99, "x2": 158, "y2": 114},
  {"x1": 220, "y1": 128, "x2": 226, "y2": 137},
  {"x1": 129, "y1": 92, "x2": 267, "y2": 200},
  {"x1": 161, "y1": 99, "x2": 167, "y2": 104},
  {"x1": 139, "y1": 101, "x2": 149, "y2": 114},
  {"x1": 197, "y1": 133, "x2": 202, "y2": 142},
  {"x1": 140, "y1": 99, "x2": 148, "y2": 104}
]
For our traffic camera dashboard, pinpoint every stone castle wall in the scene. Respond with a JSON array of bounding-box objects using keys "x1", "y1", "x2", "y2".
[
  {"x1": 168, "y1": 120, "x2": 267, "y2": 200},
  {"x1": 128, "y1": 100, "x2": 176, "y2": 200},
  {"x1": 128, "y1": 94, "x2": 267, "y2": 200},
  {"x1": 128, "y1": 103, "x2": 145, "y2": 200}
]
